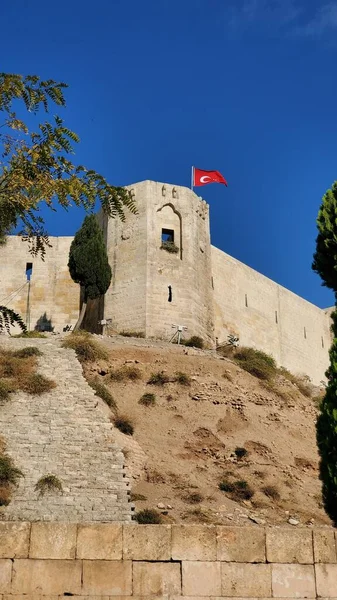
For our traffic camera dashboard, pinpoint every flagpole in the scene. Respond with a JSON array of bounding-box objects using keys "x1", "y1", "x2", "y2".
[{"x1": 191, "y1": 166, "x2": 194, "y2": 191}]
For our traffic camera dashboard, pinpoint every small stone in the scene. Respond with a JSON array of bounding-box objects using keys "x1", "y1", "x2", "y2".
[
  {"x1": 157, "y1": 503, "x2": 165, "y2": 509},
  {"x1": 249, "y1": 515, "x2": 266, "y2": 525},
  {"x1": 167, "y1": 505, "x2": 173, "y2": 510},
  {"x1": 288, "y1": 518, "x2": 300, "y2": 526}
]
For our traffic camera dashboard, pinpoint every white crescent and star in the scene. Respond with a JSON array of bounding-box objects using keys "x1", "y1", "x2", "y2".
[{"x1": 200, "y1": 175, "x2": 212, "y2": 183}]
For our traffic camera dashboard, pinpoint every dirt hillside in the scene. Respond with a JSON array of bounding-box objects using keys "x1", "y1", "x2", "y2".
[{"x1": 83, "y1": 335, "x2": 328, "y2": 527}]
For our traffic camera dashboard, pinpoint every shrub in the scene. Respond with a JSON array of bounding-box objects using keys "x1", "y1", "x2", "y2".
[
  {"x1": 110, "y1": 366, "x2": 142, "y2": 382},
  {"x1": 139, "y1": 393, "x2": 156, "y2": 407},
  {"x1": 183, "y1": 336, "x2": 204, "y2": 349},
  {"x1": 234, "y1": 347, "x2": 276, "y2": 381},
  {"x1": 114, "y1": 415, "x2": 134, "y2": 436},
  {"x1": 35, "y1": 474, "x2": 63, "y2": 496},
  {"x1": 134, "y1": 508, "x2": 162, "y2": 524},
  {"x1": 119, "y1": 330, "x2": 145, "y2": 338},
  {"x1": 262, "y1": 485, "x2": 280, "y2": 500},
  {"x1": 182, "y1": 507, "x2": 212, "y2": 523},
  {"x1": 89, "y1": 379, "x2": 117, "y2": 412},
  {"x1": 219, "y1": 478, "x2": 254, "y2": 501},
  {"x1": 13, "y1": 347, "x2": 42, "y2": 358},
  {"x1": 161, "y1": 240, "x2": 179, "y2": 254},
  {"x1": 235, "y1": 447, "x2": 248, "y2": 460},
  {"x1": 183, "y1": 492, "x2": 204, "y2": 504},
  {"x1": 175, "y1": 371, "x2": 191, "y2": 386},
  {"x1": 21, "y1": 373, "x2": 56, "y2": 395},
  {"x1": 0, "y1": 454, "x2": 23, "y2": 485},
  {"x1": 63, "y1": 333, "x2": 108, "y2": 362},
  {"x1": 147, "y1": 372, "x2": 170, "y2": 385}
]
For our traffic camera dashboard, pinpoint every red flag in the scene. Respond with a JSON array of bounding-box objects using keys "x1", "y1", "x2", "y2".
[{"x1": 193, "y1": 167, "x2": 228, "y2": 187}]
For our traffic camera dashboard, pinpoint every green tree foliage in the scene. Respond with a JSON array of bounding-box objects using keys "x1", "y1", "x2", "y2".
[
  {"x1": 0, "y1": 72, "x2": 136, "y2": 332},
  {"x1": 313, "y1": 182, "x2": 337, "y2": 295},
  {"x1": 312, "y1": 181, "x2": 337, "y2": 525},
  {"x1": 68, "y1": 215, "x2": 112, "y2": 329}
]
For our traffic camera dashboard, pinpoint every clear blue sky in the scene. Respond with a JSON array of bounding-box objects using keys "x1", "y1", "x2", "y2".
[{"x1": 3, "y1": 0, "x2": 337, "y2": 308}]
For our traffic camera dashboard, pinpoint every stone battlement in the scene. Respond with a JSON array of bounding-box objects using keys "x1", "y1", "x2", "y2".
[{"x1": 0, "y1": 522, "x2": 336, "y2": 597}]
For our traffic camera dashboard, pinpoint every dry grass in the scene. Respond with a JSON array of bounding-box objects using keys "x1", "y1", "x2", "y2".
[
  {"x1": 183, "y1": 336, "x2": 204, "y2": 349},
  {"x1": 181, "y1": 507, "x2": 213, "y2": 523},
  {"x1": 130, "y1": 492, "x2": 147, "y2": 501},
  {"x1": 119, "y1": 331, "x2": 145, "y2": 338},
  {"x1": 21, "y1": 373, "x2": 56, "y2": 395},
  {"x1": 89, "y1": 378, "x2": 117, "y2": 412},
  {"x1": 110, "y1": 366, "x2": 142, "y2": 382},
  {"x1": 12, "y1": 331, "x2": 46, "y2": 338},
  {"x1": 148, "y1": 371, "x2": 170, "y2": 386},
  {"x1": 62, "y1": 332, "x2": 108, "y2": 362},
  {"x1": 182, "y1": 491, "x2": 204, "y2": 504},
  {"x1": 262, "y1": 485, "x2": 281, "y2": 501},
  {"x1": 0, "y1": 349, "x2": 55, "y2": 397},
  {"x1": 35, "y1": 474, "x2": 63, "y2": 496}
]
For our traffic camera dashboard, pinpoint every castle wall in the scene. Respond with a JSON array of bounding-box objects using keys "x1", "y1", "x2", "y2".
[
  {"x1": 211, "y1": 246, "x2": 332, "y2": 384},
  {"x1": 0, "y1": 236, "x2": 78, "y2": 333},
  {"x1": 102, "y1": 181, "x2": 214, "y2": 343}
]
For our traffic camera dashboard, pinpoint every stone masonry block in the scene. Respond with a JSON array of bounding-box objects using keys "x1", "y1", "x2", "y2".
[
  {"x1": 182, "y1": 560, "x2": 221, "y2": 596},
  {"x1": 0, "y1": 561, "x2": 11, "y2": 593},
  {"x1": 315, "y1": 563, "x2": 337, "y2": 597},
  {"x1": 77, "y1": 524, "x2": 122, "y2": 560},
  {"x1": 217, "y1": 526, "x2": 266, "y2": 562},
  {"x1": 313, "y1": 529, "x2": 337, "y2": 563},
  {"x1": 272, "y1": 564, "x2": 316, "y2": 598},
  {"x1": 172, "y1": 525, "x2": 216, "y2": 560},
  {"x1": 266, "y1": 529, "x2": 313, "y2": 564},
  {"x1": 82, "y1": 560, "x2": 132, "y2": 595},
  {"x1": 221, "y1": 563, "x2": 272, "y2": 597},
  {"x1": 11, "y1": 559, "x2": 81, "y2": 595},
  {"x1": 0, "y1": 523, "x2": 30, "y2": 558},
  {"x1": 3, "y1": 596, "x2": 59, "y2": 600},
  {"x1": 29, "y1": 523, "x2": 77, "y2": 559},
  {"x1": 123, "y1": 524, "x2": 171, "y2": 560},
  {"x1": 132, "y1": 562, "x2": 181, "y2": 596}
]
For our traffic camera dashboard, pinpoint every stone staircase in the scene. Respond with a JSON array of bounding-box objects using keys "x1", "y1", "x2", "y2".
[{"x1": 0, "y1": 338, "x2": 132, "y2": 522}]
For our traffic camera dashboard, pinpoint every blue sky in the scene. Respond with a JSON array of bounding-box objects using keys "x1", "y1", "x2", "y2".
[{"x1": 2, "y1": 0, "x2": 337, "y2": 308}]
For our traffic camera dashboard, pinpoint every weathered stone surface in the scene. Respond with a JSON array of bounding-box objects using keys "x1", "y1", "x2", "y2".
[
  {"x1": 272, "y1": 564, "x2": 316, "y2": 598},
  {"x1": 11, "y1": 559, "x2": 81, "y2": 595},
  {"x1": 123, "y1": 524, "x2": 171, "y2": 560},
  {"x1": 217, "y1": 526, "x2": 265, "y2": 562},
  {"x1": 313, "y1": 529, "x2": 337, "y2": 563},
  {"x1": 182, "y1": 561, "x2": 221, "y2": 596},
  {"x1": 0, "y1": 561, "x2": 11, "y2": 593},
  {"x1": 221, "y1": 563, "x2": 272, "y2": 597},
  {"x1": 82, "y1": 560, "x2": 132, "y2": 595},
  {"x1": 132, "y1": 562, "x2": 181, "y2": 596},
  {"x1": 315, "y1": 563, "x2": 337, "y2": 597},
  {"x1": 29, "y1": 523, "x2": 77, "y2": 559},
  {"x1": 266, "y1": 529, "x2": 313, "y2": 564},
  {"x1": 172, "y1": 525, "x2": 216, "y2": 560},
  {"x1": 77, "y1": 524, "x2": 122, "y2": 560},
  {"x1": 0, "y1": 339, "x2": 131, "y2": 523},
  {"x1": 0, "y1": 523, "x2": 30, "y2": 558}
]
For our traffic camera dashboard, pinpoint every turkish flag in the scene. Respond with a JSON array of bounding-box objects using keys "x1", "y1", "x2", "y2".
[{"x1": 193, "y1": 168, "x2": 228, "y2": 187}]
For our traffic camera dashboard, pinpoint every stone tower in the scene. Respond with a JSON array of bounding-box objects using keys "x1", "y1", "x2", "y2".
[{"x1": 98, "y1": 180, "x2": 215, "y2": 343}]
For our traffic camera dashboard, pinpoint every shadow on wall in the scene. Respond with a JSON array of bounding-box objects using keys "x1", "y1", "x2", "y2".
[{"x1": 35, "y1": 313, "x2": 54, "y2": 332}]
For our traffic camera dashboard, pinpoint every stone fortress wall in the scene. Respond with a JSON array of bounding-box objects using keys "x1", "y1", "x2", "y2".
[
  {"x1": 0, "y1": 522, "x2": 337, "y2": 598},
  {"x1": 0, "y1": 181, "x2": 332, "y2": 384}
]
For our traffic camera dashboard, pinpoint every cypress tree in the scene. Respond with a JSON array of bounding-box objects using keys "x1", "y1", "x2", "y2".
[
  {"x1": 68, "y1": 214, "x2": 112, "y2": 330},
  {"x1": 312, "y1": 181, "x2": 337, "y2": 525}
]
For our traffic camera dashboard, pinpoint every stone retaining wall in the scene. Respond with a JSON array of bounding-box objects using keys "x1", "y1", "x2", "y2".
[{"x1": 0, "y1": 523, "x2": 336, "y2": 598}]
